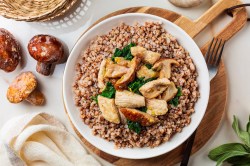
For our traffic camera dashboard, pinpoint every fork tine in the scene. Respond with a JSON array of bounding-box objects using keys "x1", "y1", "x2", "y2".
[
  {"x1": 205, "y1": 38, "x2": 214, "y2": 63},
  {"x1": 207, "y1": 38, "x2": 218, "y2": 64},
  {"x1": 215, "y1": 40, "x2": 225, "y2": 66},
  {"x1": 211, "y1": 39, "x2": 222, "y2": 65}
]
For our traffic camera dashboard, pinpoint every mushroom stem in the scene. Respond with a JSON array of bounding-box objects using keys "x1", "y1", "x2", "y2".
[
  {"x1": 26, "y1": 88, "x2": 45, "y2": 105},
  {"x1": 36, "y1": 62, "x2": 52, "y2": 76}
]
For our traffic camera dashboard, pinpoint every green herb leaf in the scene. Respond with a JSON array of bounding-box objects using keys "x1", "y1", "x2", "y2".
[
  {"x1": 232, "y1": 115, "x2": 250, "y2": 147},
  {"x1": 138, "y1": 107, "x2": 147, "y2": 112},
  {"x1": 91, "y1": 95, "x2": 98, "y2": 103},
  {"x1": 128, "y1": 77, "x2": 156, "y2": 94},
  {"x1": 169, "y1": 87, "x2": 182, "y2": 107},
  {"x1": 247, "y1": 115, "x2": 250, "y2": 134},
  {"x1": 145, "y1": 64, "x2": 152, "y2": 69},
  {"x1": 127, "y1": 120, "x2": 141, "y2": 134},
  {"x1": 227, "y1": 155, "x2": 250, "y2": 165},
  {"x1": 111, "y1": 43, "x2": 136, "y2": 61},
  {"x1": 100, "y1": 82, "x2": 116, "y2": 99}
]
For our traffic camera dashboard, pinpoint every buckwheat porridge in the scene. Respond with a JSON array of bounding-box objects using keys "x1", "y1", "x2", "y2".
[{"x1": 73, "y1": 22, "x2": 199, "y2": 148}]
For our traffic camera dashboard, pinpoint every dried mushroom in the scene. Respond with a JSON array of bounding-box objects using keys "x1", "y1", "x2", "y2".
[
  {"x1": 146, "y1": 99, "x2": 168, "y2": 116},
  {"x1": 0, "y1": 28, "x2": 21, "y2": 72},
  {"x1": 136, "y1": 65, "x2": 158, "y2": 80},
  {"x1": 115, "y1": 56, "x2": 141, "y2": 89},
  {"x1": 119, "y1": 108, "x2": 159, "y2": 126},
  {"x1": 105, "y1": 63, "x2": 128, "y2": 78},
  {"x1": 115, "y1": 90, "x2": 145, "y2": 108},
  {"x1": 28, "y1": 35, "x2": 64, "y2": 76},
  {"x1": 131, "y1": 46, "x2": 161, "y2": 64},
  {"x1": 98, "y1": 96, "x2": 120, "y2": 124},
  {"x1": 152, "y1": 58, "x2": 179, "y2": 79},
  {"x1": 98, "y1": 59, "x2": 107, "y2": 92},
  {"x1": 6, "y1": 72, "x2": 45, "y2": 105},
  {"x1": 139, "y1": 78, "x2": 170, "y2": 99},
  {"x1": 161, "y1": 82, "x2": 178, "y2": 102}
]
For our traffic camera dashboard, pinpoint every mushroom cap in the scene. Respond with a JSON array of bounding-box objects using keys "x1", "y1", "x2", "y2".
[
  {"x1": 28, "y1": 35, "x2": 64, "y2": 64},
  {"x1": 0, "y1": 28, "x2": 21, "y2": 72},
  {"x1": 7, "y1": 72, "x2": 37, "y2": 103}
]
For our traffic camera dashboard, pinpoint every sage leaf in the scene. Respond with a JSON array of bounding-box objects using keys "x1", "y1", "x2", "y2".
[{"x1": 232, "y1": 116, "x2": 250, "y2": 147}]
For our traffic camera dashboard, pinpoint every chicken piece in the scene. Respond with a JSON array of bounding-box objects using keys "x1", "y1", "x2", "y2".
[
  {"x1": 98, "y1": 59, "x2": 107, "y2": 91},
  {"x1": 115, "y1": 56, "x2": 141, "y2": 89},
  {"x1": 139, "y1": 78, "x2": 170, "y2": 99},
  {"x1": 146, "y1": 99, "x2": 168, "y2": 116},
  {"x1": 143, "y1": 51, "x2": 161, "y2": 65},
  {"x1": 152, "y1": 58, "x2": 180, "y2": 79},
  {"x1": 98, "y1": 96, "x2": 120, "y2": 124},
  {"x1": 105, "y1": 64, "x2": 128, "y2": 78},
  {"x1": 130, "y1": 46, "x2": 146, "y2": 57},
  {"x1": 115, "y1": 90, "x2": 145, "y2": 108},
  {"x1": 161, "y1": 82, "x2": 178, "y2": 102},
  {"x1": 119, "y1": 108, "x2": 159, "y2": 126},
  {"x1": 136, "y1": 65, "x2": 158, "y2": 79},
  {"x1": 131, "y1": 46, "x2": 161, "y2": 65},
  {"x1": 114, "y1": 57, "x2": 130, "y2": 67},
  {"x1": 118, "y1": 110, "x2": 127, "y2": 124}
]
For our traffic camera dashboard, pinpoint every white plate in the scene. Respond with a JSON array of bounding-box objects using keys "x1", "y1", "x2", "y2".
[{"x1": 63, "y1": 13, "x2": 210, "y2": 159}]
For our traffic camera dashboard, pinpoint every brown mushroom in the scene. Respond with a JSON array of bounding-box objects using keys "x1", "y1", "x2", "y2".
[
  {"x1": 161, "y1": 82, "x2": 178, "y2": 102},
  {"x1": 0, "y1": 28, "x2": 21, "y2": 72},
  {"x1": 152, "y1": 58, "x2": 180, "y2": 79},
  {"x1": 119, "y1": 108, "x2": 159, "y2": 126},
  {"x1": 28, "y1": 35, "x2": 64, "y2": 76},
  {"x1": 7, "y1": 72, "x2": 45, "y2": 105},
  {"x1": 139, "y1": 78, "x2": 170, "y2": 99}
]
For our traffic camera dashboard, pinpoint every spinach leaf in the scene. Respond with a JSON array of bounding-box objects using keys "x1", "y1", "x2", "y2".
[
  {"x1": 127, "y1": 120, "x2": 141, "y2": 134},
  {"x1": 101, "y1": 82, "x2": 116, "y2": 98},
  {"x1": 145, "y1": 64, "x2": 153, "y2": 69},
  {"x1": 138, "y1": 107, "x2": 147, "y2": 112},
  {"x1": 232, "y1": 116, "x2": 250, "y2": 147},
  {"x1": 111, "y1": 43, "x2": 136, "y2": 61},
  {"x1": 91, "y1": 95, "x2": 98, "y2": 103},
  {"x1": 169, "y1": 87, "x2": 182, "y2": 107},
  {"x1": 128, "y1": 77, "x2": 156, "y2": 94}
]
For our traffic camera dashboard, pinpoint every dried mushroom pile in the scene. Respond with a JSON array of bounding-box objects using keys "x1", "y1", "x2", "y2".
[{"x1": 93, "y1": 43, "x2": 181, "y2": 133}]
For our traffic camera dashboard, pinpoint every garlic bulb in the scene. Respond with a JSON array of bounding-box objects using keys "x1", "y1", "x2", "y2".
[{"x1": 169, "y1": 0, "x2": 203, "y2": 8}]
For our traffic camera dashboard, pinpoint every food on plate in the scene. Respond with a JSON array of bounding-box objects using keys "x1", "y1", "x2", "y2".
[
  {"x1": 7, "y1": 71, "x2": 45, "y2": 105},
  {"x1": 28, "y1": 35, "x2": 64, "y2": 76},
  {"x1": 0, "y1": 28, "x2": 21, "y2": 72},
  {"x1": 73, "y1": 22, "x2": 199, "y2": 148}
]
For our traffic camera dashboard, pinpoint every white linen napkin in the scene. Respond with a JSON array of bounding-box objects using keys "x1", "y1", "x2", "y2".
[{"x1": 0, "y1": 112, "x2": 101, "y2": 166}]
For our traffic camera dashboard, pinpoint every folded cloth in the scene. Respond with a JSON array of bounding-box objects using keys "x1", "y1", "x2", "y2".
[{"x1": 0, "y1": 112, "x2": 101, "y2": 166}]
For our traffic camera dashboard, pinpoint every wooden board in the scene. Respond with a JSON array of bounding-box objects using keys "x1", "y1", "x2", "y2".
[{"x1": 65, "y1": 0, "x2": 247, "y2": 165}]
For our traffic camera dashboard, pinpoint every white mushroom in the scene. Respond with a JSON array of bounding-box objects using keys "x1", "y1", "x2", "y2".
[
  {"x1": 161, "y1": 82, "x2": 178, "y2": 102},
  {"x1": 105, "y1": 63, "x2": 128, "y2": 78},
  {"x1": 152, "y1": 58, "x2": 179, "y2": 79},
  {"x1": 139, "y1": 78, "x2": 170, "y2": 99},
  {"x1": 115, "y1": 56, "x2": 141, "y2": 89},
  {"x1": 136, "y1": 65, "x2": 158, "y2": 80},
  {"x1": 169, "y1": 0, "x2": 203, "y2": 8},
  {"x1": 98, "y1": 59, "x2": 107, "y2": 91},
  {"x1": 119, "y1": 108, "x2": 159, "y2": 126},
  {"x1": 146, "y1": 99, "x2": 168, "y2": 116},
  {"x1": 115, "y1": 90, "x2": 145, "y2": 108},
  {"x1": 131, "y1": 46, "x2": 161, "y2": 64},
  {"x1": 98, "y1": 96, "x2": 120, "y2": 124}
]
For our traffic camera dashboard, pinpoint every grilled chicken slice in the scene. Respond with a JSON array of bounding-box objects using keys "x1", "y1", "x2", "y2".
[
  {"x1": 114, "y1": 57, "x2": 130, "y2": 67},
  {"x1": 139, "y1": 78, "x2": 170, "y2": 99},
  {"x1": 98, "y1": 96, "x2": 120, "y2": 124},
  {"x1": 119, "y1": 108, "x2": 159, "y2": 126},
  {"x1": 118, "y1": 110, "x2": 127, "y2": 124},
  {"x1": 131, "y1": 46, "x2": 161, "y2": 65},
  {"x1": 152, "y1": 58, "x2": 179, "y2": 79},
  {"x1": 161, "y1": 82, "x2": 178, "y2": 102},
  {"x1": 115, "y1": 90, "x2": 145, "y2": 108},
  {"x1": 105, "y1": 63, "x2": 128, "y2": 78},
  {"x1": 98, "y1": 59, "x2": 107, "y2": 91},
  {"x1": 146, "y1": 99, "x2": 168, "y2": 116},
  {"x1": 136, "y1": 65, "x2": 158, "y2": 79},
  {"x1": 115, "y1": 56, "x2": 141, "y2": 89}
]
